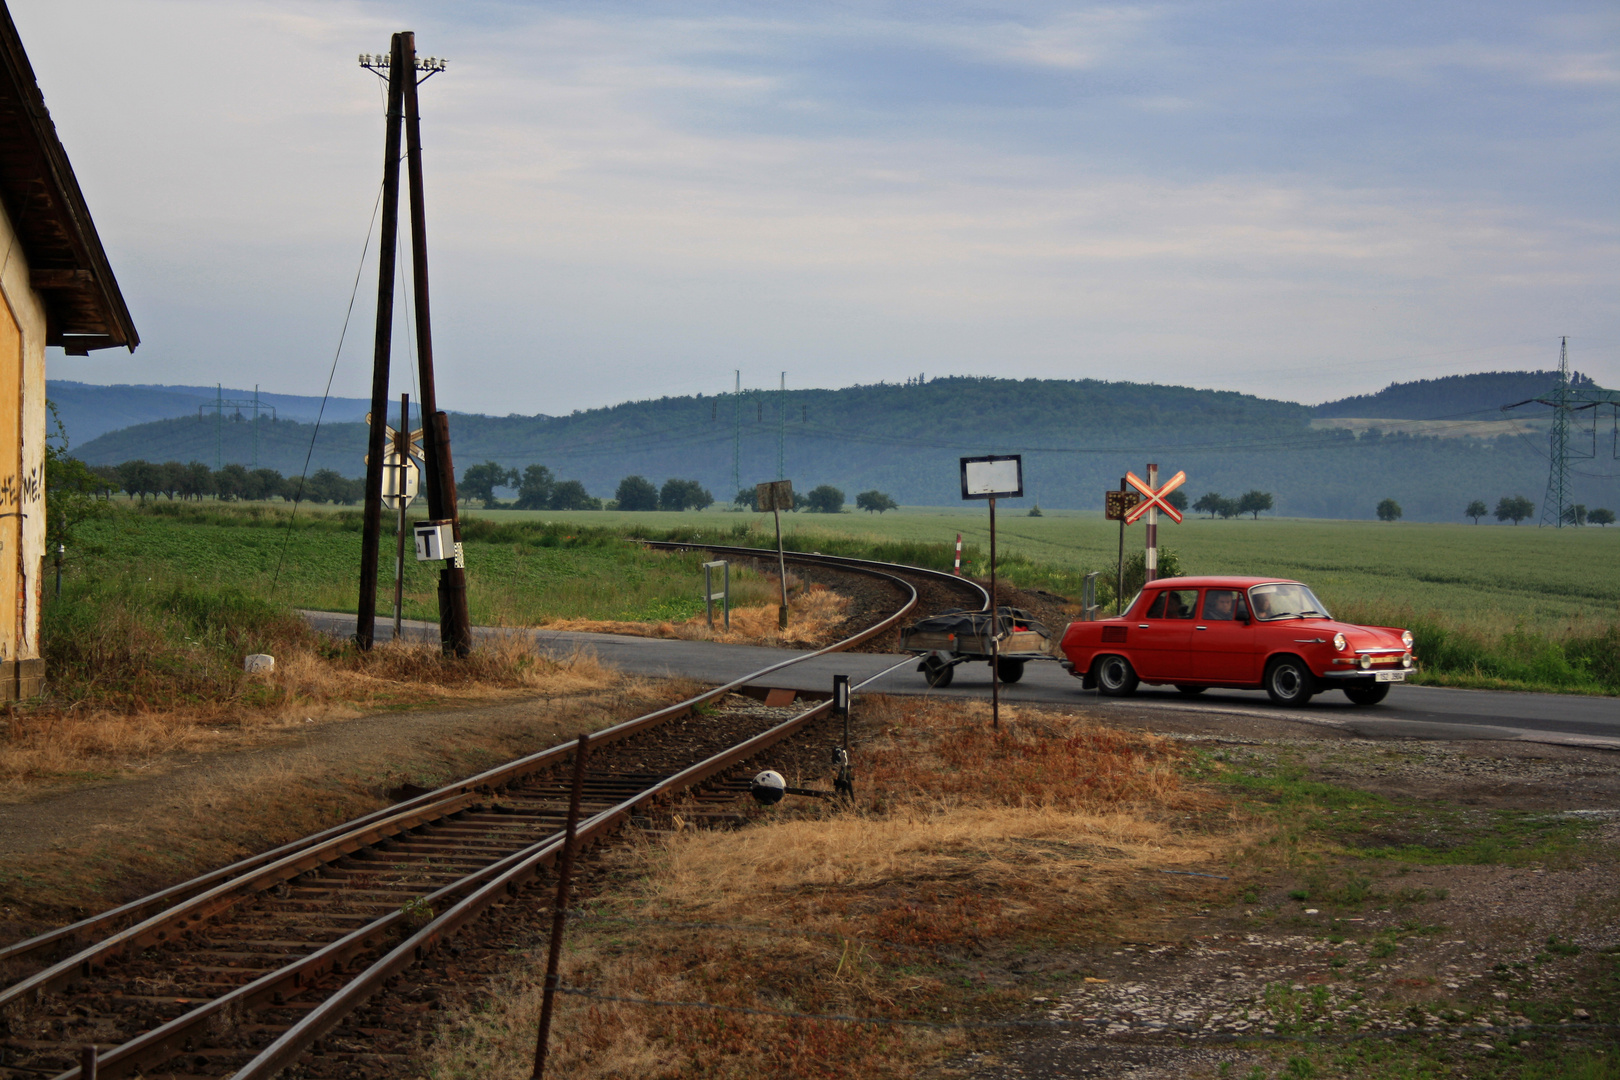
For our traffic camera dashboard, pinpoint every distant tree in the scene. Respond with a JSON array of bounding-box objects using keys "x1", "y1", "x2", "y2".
[
  {"x1": 179, "y1": 461, "x2": 214, "y2": 501},
  {"x1": 1193, "y1": 492, "x2": 1224, "y2": 519},
  {"x1": 514, "y1": 465, "x2": 555, "y2": 510},
  {"x1": 1560, "y1": 504, "x2": 1588, "y2": 527},
  {"x1": 660, "y1": 478, "x2": 714, "y2": 511},
  {"x1": 1166, "y1": 490, "x2": 1188, "y2": 513},
  {"x1": 1376, "y1": 498, "x2": 1402, "y2": 522},
  {"x1": 1589, "y1": 508, "x2": 1615, "y2": 527},
  {"x1": 247, "y1": 468, "x2": 284, "y2": 502},
  {"x1": 1495, "y1": 494, "x2": 1534, "y2": 525},
  {"x1": 214, "y1": 463, "x2": 250, "y2": 501},
  {"x1": 616, "y1": 475, "x2": 659, "y2": 511},
  {"x1": 115, "y1": 459, "x2": 159, "y2": 503},
  {"x1": 306, "y1": 468, "x2": 351, "y2": 504},
  {"x1": 461, "y1": 461, "x2": 519, "y2": 509},
  {"x1": 1237, "y1": 490, "x2": 1274, "y2": 519},
  {"x1": 549, "y1": 479, "x2": 597, "y2": 510},
  {"x1": 156, "y1": 461, "x2": 185, "y2": 500},
  {"x1": 1465, "y1": 499, "x2": 1488, "y2": 524},
  {"x1": 1027, "y1": 504, "x2": 1043, "y2": 517},
  {"x1": 734, "y1": 487, "x2": 760, "y2": 511},
  {"x1": 856, "y1": 489, "x2": 898, "y2": 514},
  {"x1": 1216, "y1": 497, "x2": 1240, "y2": 520},
  {"x1": 804, "y1": 484, "x2": 845, "y2": 513},
  {"x1": 90, "y1": 464, "x2": 120, "y2": 499},
  {"x1": 791, "y1": 491, "x2": 809, "y2": 512}
]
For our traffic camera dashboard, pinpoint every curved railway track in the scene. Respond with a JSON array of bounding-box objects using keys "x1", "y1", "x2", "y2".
[{"x1": 0, "y1": 547, "x2": 986, "y2": 1080}]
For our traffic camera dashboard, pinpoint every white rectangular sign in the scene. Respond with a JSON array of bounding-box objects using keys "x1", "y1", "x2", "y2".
[
  {"x1": 413, "y1": 520, "x2": 454, "y2": 561},
  {"x1": 960, "y1": 455, "x2": 1024, "y2": 500}
]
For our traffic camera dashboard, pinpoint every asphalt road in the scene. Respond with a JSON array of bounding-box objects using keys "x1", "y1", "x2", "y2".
[{"x1": 306, "y1": 613, "x2": 1620, "y2": 751}]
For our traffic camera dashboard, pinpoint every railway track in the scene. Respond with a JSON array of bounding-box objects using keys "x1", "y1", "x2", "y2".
[{"x1": 0, "y1": 547, "x2": 987, "y2": 1080}]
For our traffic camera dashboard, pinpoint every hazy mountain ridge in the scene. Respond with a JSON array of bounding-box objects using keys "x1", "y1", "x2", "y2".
[
  {"x1": 67, "y1": 374, "x2": 1616, "y2": 522},
  {"x1": 1312, "y1": 370, "x2": 1603, "y2": 420}
]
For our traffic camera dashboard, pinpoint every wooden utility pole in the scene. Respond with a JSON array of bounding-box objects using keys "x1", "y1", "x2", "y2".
[
  {"x1": 355, "y1": 33, "x2": 406, "y2": 651},
  {"x1": 401, "y1": 31, "x2": 472, "y2": 656}
]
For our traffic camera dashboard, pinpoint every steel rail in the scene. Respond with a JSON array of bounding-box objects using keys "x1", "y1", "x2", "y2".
[
  {"x1": 641, "y1": 540, "x2": 992, "y2": 613},
  {"x1": 16, "y1": 556, "x2": 924, "y2": 1080}
]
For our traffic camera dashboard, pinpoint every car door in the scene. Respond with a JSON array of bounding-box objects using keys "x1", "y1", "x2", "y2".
[
  {"x1": 1191, "y1": 588, "x2": 1257, "y2": 683},
  {"x1": 1131, "y1": 588, "x2": 1198, "y2": 680}
]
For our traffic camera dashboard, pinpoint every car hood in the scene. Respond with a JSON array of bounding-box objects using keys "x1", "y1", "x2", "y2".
[{"x1": 1264, "y1": 619, "x2": 1406, "y2": 647}]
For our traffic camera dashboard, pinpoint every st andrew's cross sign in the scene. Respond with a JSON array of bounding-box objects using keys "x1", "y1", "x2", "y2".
[{"x1": 1123, "y1": 469, "x2": 1186, "y2": 524}]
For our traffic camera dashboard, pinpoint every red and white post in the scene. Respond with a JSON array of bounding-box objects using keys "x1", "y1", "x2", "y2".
[
  {"x1": 953, "y1": 533, "x2": 962, "y2": 576},
  {"x1": 1144, "y1": 462, "x2": 1158, "y2": 583}
]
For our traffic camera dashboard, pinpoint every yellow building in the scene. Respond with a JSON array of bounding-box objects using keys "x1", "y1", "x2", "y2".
[{"x1": 0, "y1": 6, "x2": 138, "y2": 698}]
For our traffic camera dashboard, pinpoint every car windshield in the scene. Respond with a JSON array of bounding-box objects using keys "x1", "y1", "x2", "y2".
[{"x1": 1247, "y1": 583, "x2": 1332, "y2": 622}]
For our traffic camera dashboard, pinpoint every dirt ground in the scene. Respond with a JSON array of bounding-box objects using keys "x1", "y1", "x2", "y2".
[{"x1": 3, "y1": 682, "x2": 1618, "y2": 1078}]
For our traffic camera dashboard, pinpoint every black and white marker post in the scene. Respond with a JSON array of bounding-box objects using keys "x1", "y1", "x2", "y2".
[{"x1": 960, "y1": 455, "x2": 1023, "y2": 730}]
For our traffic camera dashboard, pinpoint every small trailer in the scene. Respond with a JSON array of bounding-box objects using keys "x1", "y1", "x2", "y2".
[{"x1": 900, "y1": 607, "x2": 1055, "y2": 688}]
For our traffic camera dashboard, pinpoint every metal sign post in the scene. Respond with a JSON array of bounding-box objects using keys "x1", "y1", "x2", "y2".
[
  {"x1": 703, "y1": 560, "x2": 730, "y2": 631},
  {"x1": 757, "y1": 480, "x2": 794, "y2": 629},
  {"x1": 960, "y1": 455, "x2": 1023, "y2": 730},
  {"x1": 1105, "y1": 481, "x2": 1140, "y2": 614}
]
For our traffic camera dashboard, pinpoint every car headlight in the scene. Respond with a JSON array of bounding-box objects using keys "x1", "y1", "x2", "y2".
[
  {"x1": 1333, "y1": 633, "x2": 1347, "y2": 651},
  {"x1": 1401, "y1": 630, "x2": 1414, "y2": 648},
  {"x1": 1358, "y1": 654, "x2": 1372, "y2": 670},
  {"x1": 1403, "y1": 652, "x2": 1413, "y2": 668}
]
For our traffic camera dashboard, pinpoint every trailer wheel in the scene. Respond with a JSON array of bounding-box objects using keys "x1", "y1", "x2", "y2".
[
  {"x1": 1094, "y1": 655, "x2": 1138, "y2": 697},
  {"x1": 922, "y1": 658, "x2": 955, "y2": 688},
  {"x1": 995, "y1": 657, "x2": 1026, "y2": 684}
]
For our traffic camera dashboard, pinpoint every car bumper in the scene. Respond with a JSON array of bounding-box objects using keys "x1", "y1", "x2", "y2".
[{"x1": 1319, "y1": 669, "x2": 1409, "y2": 683}]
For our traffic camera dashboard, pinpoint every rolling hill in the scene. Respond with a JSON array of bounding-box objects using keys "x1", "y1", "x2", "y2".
[{"x1": 67, "y1": 373, "x2": 1618, "y2": 522}]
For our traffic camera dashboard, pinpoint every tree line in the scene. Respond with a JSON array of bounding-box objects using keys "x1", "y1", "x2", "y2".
[
  {"x1": 89, "y1": 460, "x2": 366, "y2": 504},
  {"x1": 1462, "y1": 496, "x2": 1614, "y2": 526},
  {"x1": 1190, "y1": 490, "x2": 1273, "y2": 519}
]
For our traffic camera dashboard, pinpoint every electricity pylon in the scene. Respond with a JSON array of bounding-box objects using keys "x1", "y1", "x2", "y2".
[{"x1": 1502, "y1": 338, "x2": 1620, "y2": 528}]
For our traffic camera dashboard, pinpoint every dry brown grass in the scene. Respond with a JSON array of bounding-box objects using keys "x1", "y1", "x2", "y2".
[
  {"x1": 544, "y1": 580, "x2": 851, "y2": 648},
  {"x1": 0, "y1": 636, "x2": 619, "y2": 796},
  {"x1": 420, "y1": 699, "x2": 1244, "y2": 1080}
]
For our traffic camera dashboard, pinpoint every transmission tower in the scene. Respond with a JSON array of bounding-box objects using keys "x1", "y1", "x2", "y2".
[{"x1": 1502, "y1": 337, "x2": 1620, "y2": 528}]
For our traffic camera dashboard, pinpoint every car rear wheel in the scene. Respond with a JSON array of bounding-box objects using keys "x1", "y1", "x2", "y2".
[
  {"x1": 1174, "y1": 684, "x2": 1207, "y2": 696},
  {"x1": 1094, "y1": 655, "x2": 1139, "y2": 696},
  {"x1": 1264, "y1": 656, "x2": 1316, "y2": 706},
  {"x1": 995, "y1": 657, "x2": 1026, "y2": 684},
  {"x1": 1343, "y1": 682, "x2": 1390, "y2": 706}
]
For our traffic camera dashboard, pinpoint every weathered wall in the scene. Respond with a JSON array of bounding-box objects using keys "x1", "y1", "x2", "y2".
[{"x1": 0, "y1": 203, "x2": 47, "y2": 698}]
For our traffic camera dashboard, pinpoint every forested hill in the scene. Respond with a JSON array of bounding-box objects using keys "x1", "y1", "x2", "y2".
[
  {"x1": 46, "y1": 380, "x2": 372, "y2": 443},
  {"x1": 1313, "y1": 370, "x2": 1602, "y2": 420},
  {"x1": 72, "y1": 375, "x2": 1617, "y2": 522}
]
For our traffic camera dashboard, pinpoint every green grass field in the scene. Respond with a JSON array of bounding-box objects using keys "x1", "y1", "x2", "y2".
[
  {"x1": 63, "y1": 501, "x2": 1619, "y2": 694},
  {"x1": 480, "y1": 504, "x2": 1620, "y2": 635}
]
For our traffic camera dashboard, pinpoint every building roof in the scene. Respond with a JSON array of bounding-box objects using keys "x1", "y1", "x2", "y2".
[{"x1": 0, "y1": 3, "x2": 136, "y2": 354}]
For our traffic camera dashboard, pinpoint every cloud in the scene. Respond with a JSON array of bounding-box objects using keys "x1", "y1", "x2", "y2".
[{"x1": 12, "y1": 0, "x2": 1618, "y2": 410}]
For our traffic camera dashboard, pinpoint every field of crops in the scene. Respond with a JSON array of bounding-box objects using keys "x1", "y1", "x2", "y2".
[{"x1": 486, "y1": 505, "x2": 1620, "y2": 637}]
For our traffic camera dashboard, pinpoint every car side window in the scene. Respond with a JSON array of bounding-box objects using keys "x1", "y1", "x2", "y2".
[
  {"x1": 1146, "y1": 589, "x2": 1198, "y2": 620},
  {"x1": 1201, "y1": 589, "x2": 1247, "y2": 621}
]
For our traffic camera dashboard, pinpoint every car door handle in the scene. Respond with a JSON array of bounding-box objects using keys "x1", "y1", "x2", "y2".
[
  {"x1": 1138, "y1": 624, "x2": 1149, "y2": 629},
  {"x1": 1195, "y1": 626, "x2": 1207, "y2": 630}
]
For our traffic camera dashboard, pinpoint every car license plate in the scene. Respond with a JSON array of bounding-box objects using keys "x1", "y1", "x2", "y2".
[{"x1": 1375, "y1": 671, "x2": 1406, "y2": 683}]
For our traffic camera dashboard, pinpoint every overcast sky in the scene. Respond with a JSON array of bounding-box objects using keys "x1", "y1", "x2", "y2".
[{"x1": 15, "y1": 0, "x2": 1619, "y2": 414}]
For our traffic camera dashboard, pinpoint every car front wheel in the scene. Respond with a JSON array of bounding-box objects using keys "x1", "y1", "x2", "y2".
[
  {"x1": 1264, "y1": 656, "x2": 1316, "y2": 706},
  {"x1": 1094, "y1": 655, "x2": 1139, "y2": 696},
  {"x1": 1343, "y1": 682, "x2": 1390, "y2": 706}
]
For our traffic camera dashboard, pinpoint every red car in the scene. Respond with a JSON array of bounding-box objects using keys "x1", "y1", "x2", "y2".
[{"x1": 1058, "y1": 576, "x2": 1414, "y2": 706}]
